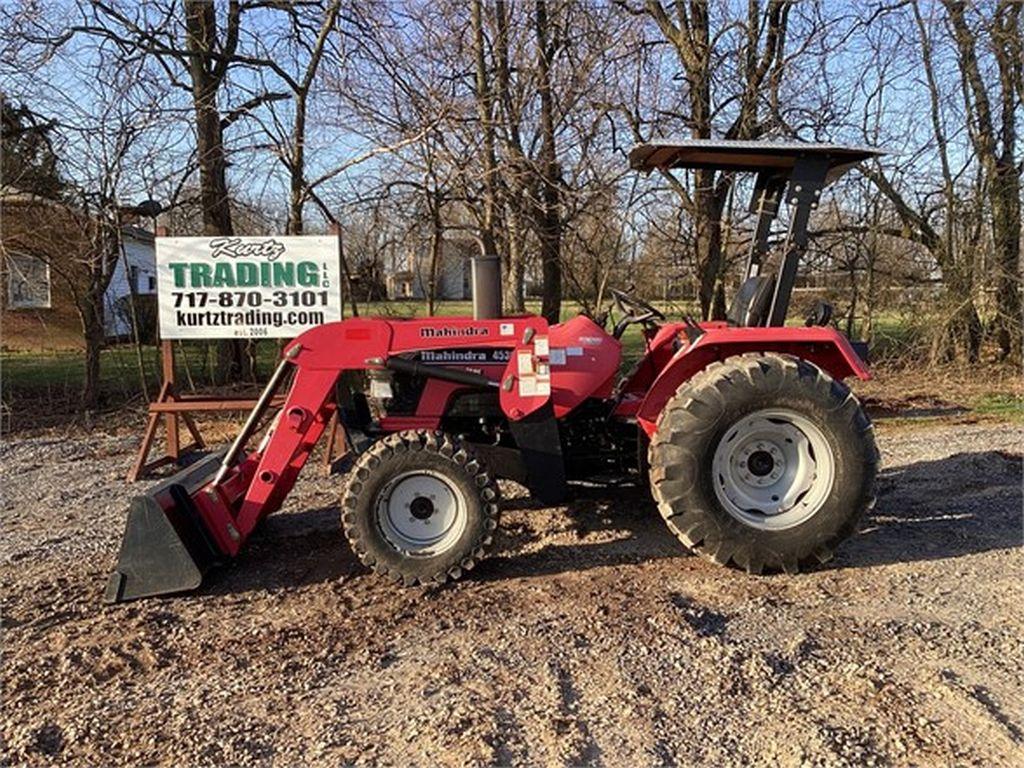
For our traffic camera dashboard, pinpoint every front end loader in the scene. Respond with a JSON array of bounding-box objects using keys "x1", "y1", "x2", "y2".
[{"x1": 106, "y1": 140, "x2": 883, "y2": 603}]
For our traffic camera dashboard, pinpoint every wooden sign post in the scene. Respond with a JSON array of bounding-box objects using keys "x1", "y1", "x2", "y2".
[{"x1": 127, "y1": 339, "x2": 206, "y2": 481}]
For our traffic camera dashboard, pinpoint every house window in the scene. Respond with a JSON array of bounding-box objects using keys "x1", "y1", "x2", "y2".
[
  {"x1": 129, "y1": 265, "x2": 139, "y2": 292},
  {"x1": 147, "y1": 275, "x2": 156, "y2": 292},
  {"x1": 5, "y1": 252, "x2": 51, "y2": 309}
]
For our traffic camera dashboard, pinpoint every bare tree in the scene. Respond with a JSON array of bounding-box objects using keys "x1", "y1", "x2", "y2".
[
  {"x1": 0, "y1": 37, "x2": 168, "y2": 408},
  {"x1": 534, "y1": 0, "x2": 562, "y2": 323},
  {"x1": 21, "y1": 0, "x2": 314, "y2": 379},
  {"x1": 472, "y1": 0, "x2": 501, "y2": 313},
  {"x1": 848, "y1": 0, "x2": 1020, "y2": 363},
  {"x1": 620, "y1": 0, "x2": 802, "y2": 318},
  {"x1": 943, "y1": 0, "x2": 1021, "y2": 362},
  {"x1": 241, "y1": 1, "x2": 343, "y2": 235},
  {"x1": 491, "y1": 0, "x2": 529, "y2": 312}
]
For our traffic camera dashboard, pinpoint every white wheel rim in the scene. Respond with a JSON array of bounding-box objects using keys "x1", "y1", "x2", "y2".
[
  {"x1": 375, "y1": 470, "x2": 467, "y2": 557},
  {"x1": 711, "y1": 408, "x2": 835, "y2": 530}
]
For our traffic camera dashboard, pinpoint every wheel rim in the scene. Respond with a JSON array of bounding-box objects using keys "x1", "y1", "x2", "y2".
[
  {"x1": 711, "y1": 408, "x2": 835, "y2": 530},
  {"x1": 375, "y1": 470, "x2": 467, "y2": 557}
]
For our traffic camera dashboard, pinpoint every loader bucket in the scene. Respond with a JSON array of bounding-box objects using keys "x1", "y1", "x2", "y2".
[{"x1": 104, "y1": 451, "x2": 226, "y2": 604}]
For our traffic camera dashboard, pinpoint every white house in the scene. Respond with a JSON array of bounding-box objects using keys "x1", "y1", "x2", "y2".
[
  {"x1": 103, "y1": 225, "x2": 157, "y2": 337},
  {"x1": 386, "y1": 238, "x2": 473, "y2": 301}
]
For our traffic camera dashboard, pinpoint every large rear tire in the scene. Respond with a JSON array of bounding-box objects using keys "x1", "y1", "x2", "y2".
[
  {"x1": 341, "y1": 431, "x2": 500, "y2": 586},
  {"x1": 649, "y1": 353, "x2": 877, "y2": 574}
]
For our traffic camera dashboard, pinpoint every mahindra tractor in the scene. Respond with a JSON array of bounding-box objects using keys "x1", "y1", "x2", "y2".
[{"x1": 106, "y1": 140, "x2": 882, "y2": 603}]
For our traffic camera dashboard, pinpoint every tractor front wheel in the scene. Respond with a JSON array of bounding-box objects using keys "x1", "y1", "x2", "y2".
[
  {"x1": 649, "y1": 353, "x2": 877, "y2": 574},
  {"x1": 341, "y1": 431, "x2": 500, "y2": 586}
]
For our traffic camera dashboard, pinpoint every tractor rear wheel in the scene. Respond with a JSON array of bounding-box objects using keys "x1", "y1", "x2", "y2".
[
  {"x1": 340, "y1": 430, "x2": 500, "y2": 586},
  {"x1": 649, "y1": 353, "x2": 877, "y2": 574}
]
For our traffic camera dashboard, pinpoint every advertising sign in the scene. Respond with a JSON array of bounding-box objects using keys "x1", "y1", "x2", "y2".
[{"x1": 156, "y1": 236, "x2": 342, "y2": 339}]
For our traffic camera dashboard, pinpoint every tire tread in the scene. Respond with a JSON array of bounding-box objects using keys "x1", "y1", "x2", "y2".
[
  {"x1": 649, "y1": 352, "x2": 878, "y2": 574},
  {"x1": 339, "y1": 430, "x2": 500, "y2": 586}
]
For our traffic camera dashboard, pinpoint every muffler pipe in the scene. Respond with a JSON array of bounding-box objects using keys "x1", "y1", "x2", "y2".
[
  {"x1": 211, "y1": 344, "x2": 301, "y2": 487},
  {"x1": 471, "y1": 253, "x2": 501, "y2": 320}
]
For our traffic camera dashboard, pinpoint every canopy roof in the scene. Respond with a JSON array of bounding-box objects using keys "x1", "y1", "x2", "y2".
[{"x1": 628, "y1": 139, "x2": 884, "y2": 178}]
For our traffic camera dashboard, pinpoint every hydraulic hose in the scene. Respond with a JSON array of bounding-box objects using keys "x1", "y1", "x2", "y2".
[
  {"x1": 211, "y1": 344, "x2": 301, "y2": 487},
  {"x1": 385, "y1": 356, "x2": 498, "y2": 388}
]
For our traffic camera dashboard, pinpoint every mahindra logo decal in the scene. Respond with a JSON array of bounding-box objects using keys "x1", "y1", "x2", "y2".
[
  {"x1": 419, "y1": 326, "x2": 490, "y2": 338},
  {"x1": 209, "y1": 237, "x2": 287, "y2": 262}
]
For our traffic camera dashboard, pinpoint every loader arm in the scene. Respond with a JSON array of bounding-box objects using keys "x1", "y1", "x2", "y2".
[{"x1": 194, "y1": 365, "x2": 341, "y2": 556}]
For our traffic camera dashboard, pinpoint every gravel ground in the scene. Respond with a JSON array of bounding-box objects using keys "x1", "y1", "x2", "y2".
[{"x1": 2, "y1": 418, "x2": 1022, "y2": 766}]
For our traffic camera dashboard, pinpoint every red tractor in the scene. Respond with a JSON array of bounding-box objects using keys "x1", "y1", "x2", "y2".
[{"x1": 106, "y1": 141, "x2": 881, "y2": 603}]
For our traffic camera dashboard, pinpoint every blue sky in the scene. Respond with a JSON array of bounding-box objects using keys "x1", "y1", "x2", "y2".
[{"x1": 0, "y1": 0, "x2": 1003, "y2": 235}]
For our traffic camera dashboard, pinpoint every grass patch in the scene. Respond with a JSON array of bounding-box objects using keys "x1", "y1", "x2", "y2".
[
  {"x1": 0, "y1": 344, "x2": 284, "y2": 405},
  {"x1": 973, "y1": 393, "x2": 1024, "y2": 421},
  {"x1": 2, "y1": 347, "x2": 157, "y2": 397}
]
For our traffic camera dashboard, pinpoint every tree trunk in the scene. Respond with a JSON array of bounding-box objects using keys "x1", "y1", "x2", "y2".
[
  {"x1": 287, "y1": 92, "x2": 307, "y2": 236},
  {"x1": 79, "y1": 294, "x2": 105, "y2": 411},
  {"x1": 183, "y1": 0, "x2": 244, "y2": 382},
  {"x1": 504, "y1": 200, "x2": 527, "y2": 312},
  {"x1": 694, "y1": 172, "x2": 726, "y2": 319},
  {"x1": 990, "y1": 171, "x2": 1022, "y2": 361},
  {"x1": 943, "y1": 0, "x2": 1021, "y2": 362},
  {"x1": 864, "y1": 236, "x2": 878, "y2": 344},
  {"x1": 641, "y1": 1, "x2": 789, "y2": 321},
  {"x1": 990, "y1": 0, "x2": 1021, "y2": 361},
  {"x1": 427, "y1": 192, "x2": 443, "y2": 316},
  {"x1": 845, "y1": 259, "x2": 858, "y2": 338},
  {"x1": 535, "y1": 0, "x2": 561, "y2": 325},
  {"x1": 493, "y1": 0, "x2": 529, "y2": 312},
  {"x1": 471, "y1": 0, "x2": 501, "y2": 316},
  {"x1": 192, "y1": 91, "x2": 233, "y2": 237},
  {"x1": 933, "y1": 268, "x2": 983, "y2": 364}
]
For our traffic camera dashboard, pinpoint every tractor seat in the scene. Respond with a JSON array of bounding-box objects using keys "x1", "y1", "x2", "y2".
[{"x1": 727, "y1": 274, "x2": 775, "y2": 327}]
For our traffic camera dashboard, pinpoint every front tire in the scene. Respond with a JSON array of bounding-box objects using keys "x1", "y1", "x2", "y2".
[
  {"x1": 649, "y1": 353, "x2": 877, "y2": 574},
  {"x1": 341, "y1": 431, "x2": 500, "y2": 586}
]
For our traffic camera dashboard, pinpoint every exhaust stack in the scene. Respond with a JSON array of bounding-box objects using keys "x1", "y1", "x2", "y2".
[{"x1": 471, "y1": 252, "x2": 501, "y2": 320}]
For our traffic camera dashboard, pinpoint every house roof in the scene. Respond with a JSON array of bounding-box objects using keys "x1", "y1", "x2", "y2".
[
  {"x1": 2, "y1": 187, "x2": 155, "y2": 244},
  {"x1": 122, "y1": 224, "x2": 155, "y2": 244}
]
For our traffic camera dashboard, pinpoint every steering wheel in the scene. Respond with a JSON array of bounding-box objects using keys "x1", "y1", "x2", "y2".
[
  {"x1": 609, "y1": 288, "x2": 665, "y2": 338},
  {"x1": 610, "y1": 288, "x2": 666, "y2": 321}
]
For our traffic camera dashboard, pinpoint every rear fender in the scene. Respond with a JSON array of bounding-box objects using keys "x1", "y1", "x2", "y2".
[{"x1": 635, "y1": 326, "x2": 869, "y2": 437}]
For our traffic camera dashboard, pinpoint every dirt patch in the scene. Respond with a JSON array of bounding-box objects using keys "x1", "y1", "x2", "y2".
[
  {"x1": 862, "y1": 393, "x2": 969, "y2": 419},
  {"x1": 2, "y1": 420, "x2": 1023, "y2": 766},
  {"x1": 857, "y1": 365, "x2": 1023, "y2": 421}
]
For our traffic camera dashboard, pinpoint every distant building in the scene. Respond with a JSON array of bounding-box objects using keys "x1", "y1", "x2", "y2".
[
  {"x1": 386, "y1": 238, "x2": 473, "y2": 301},
  {"x1": 1, "y1": 189, "x2": 156, "y2": 350},
  {"x1": 102, "y1": 225, "x2": 156, "y2": 338}
]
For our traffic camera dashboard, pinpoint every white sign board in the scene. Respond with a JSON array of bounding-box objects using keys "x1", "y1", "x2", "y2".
[{"x1": 156, "y1": 236, "x2": 342, "y2": 339}]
